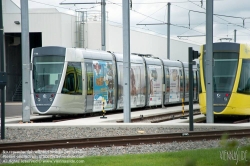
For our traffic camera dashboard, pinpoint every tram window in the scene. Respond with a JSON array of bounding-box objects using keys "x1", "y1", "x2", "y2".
[
  {"x1": 193, "y1": 71, "x2": 197, "y2": 98},
  {"x1": 238, "y1": 59, "x2": 250, "y2": 94},
  {"x1": 185, "y1": 70, "x2": 189, "y2": 92},
  {"x1": 86, "y1": 62, "x2": 93, "y2": 95},
  {"x1": 179, "y1": 69, "x2": 182, "y2": 76},
  {"x1": 165, "y1": 68, "x2": 170, "y2": 93},
  {"x1": 87, "y1": 73, "x2": 93, "y2": 95},
  {"x1": 62, "y1": 62, "x2": 82, "y2": 95},
  {"x1": 66, "y1": 74, "x2": 74, "y2": 91},
  {"x1": 140, "y1": 66, "x2": 146, "y2": 96},
  {"x1": 33, "y1": 56, "x2": 64, "y2": 93},
  {"x1": 212, "y1": 52, "x2": 238, "y2": 92},
  {"x1": 193, "y1": 72, "x2": 196, "y2": 87},
  {"x1": 198, "y1": 71, "x2": 202, "y2": 93}
]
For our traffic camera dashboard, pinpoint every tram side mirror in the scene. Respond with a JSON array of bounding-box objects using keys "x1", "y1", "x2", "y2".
[{"x1": 0, "y1": 72, "x2": 7, "y2": 89}]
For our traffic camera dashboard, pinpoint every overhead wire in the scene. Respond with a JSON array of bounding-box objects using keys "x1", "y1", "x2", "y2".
[
  {"x1": 107, "y1": 0, "x2": 166, "y2": 23},
  {"x1": 106, "y1": 0, "x2": 224, "y2": 5},
  {"x1": 28, "y1": 0, "x2": 75, "y2": 11},
  {"x1": 137, "y1": 5, "x2": 167, "y2": 24},
  {"x1": 134, "y1": 0, "x2": 249, "y2": 41},
  {"x1": 188, "y1": 0, "x2": 205, "y2": 9},
  {"x1": 107, "y1": 0, "x2": 209, "y2": 43},
  {"x1": 176, "y1": 21, "x2": 250, "y2": 26},
  {"x1": 108, "y1": 19, "x2": 203, "y2": 45},
  {"x1": 173, "y1": 2, "x2": 250, "y2": 43},
  {"x1": 75, "y1": 4, "x2": 101, "y2": 11},
  {"x1": 28, "y1": 0, "x2": 98, "y2": 11},
  {"x1": 173, "y1": 3, "x2": 250, "y2": 35},
  {"x1": 164, "y1": 5, "x2": 167, "y2": 22},
  {"x1": 107, "y1": 1, "x2": 206, "y2": 34},
  {"x1": 28, "y1": 0, "x2": 248, "y2": 43}
]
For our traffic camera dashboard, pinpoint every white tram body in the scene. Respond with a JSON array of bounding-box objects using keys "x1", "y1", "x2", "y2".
[{"x1": 31, "y1": 46, "x2": 198, "y2": 115}]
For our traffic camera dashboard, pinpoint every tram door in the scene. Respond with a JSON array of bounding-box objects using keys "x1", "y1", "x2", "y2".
[
  {"x1": 169, "y1": 67, "x2": 181, "y2": 103},
  {"x1": 85, "y1": 60, "x2": 115, "y2": 112},
  {"x1": 147, "y1": 65, "x2": 163, "y2": 106},
  {"x1": 85, "y1": 62, "x2": 94, "y2": 112},
  {"x1": 117, "y1": 62, "x2": 146, "y2": 109}
]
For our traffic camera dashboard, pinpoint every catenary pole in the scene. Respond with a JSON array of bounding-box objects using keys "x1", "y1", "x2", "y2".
[
  {"x1": 167, "y1": 2, "x2": 170, "y2": 59},
  {"x1": 21, "y1": 0, "x2": 31, "y2": 122},
  {"x1": 206, "y1": 0, "x2": 214, "y2": 123},
  {"x1": 188, "y1": 47, "x2": 194, "y2": 131},
  {"x1": 122, "y1": 0, "x2": 131, "y2": 123},
  {"x1": 234, "y1": 29, "x2": 237, "y2": 43},
  {"x1": 101, "y1": 0, "x2": 106, "y2": 51},
  {"x1": 0, "y1": 0, "x2": 6, "y2": 139}
]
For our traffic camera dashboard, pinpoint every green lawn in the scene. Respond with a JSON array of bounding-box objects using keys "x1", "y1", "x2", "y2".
[{"x1": 1, "y1": 146, "x2": 250, "y2": 166}]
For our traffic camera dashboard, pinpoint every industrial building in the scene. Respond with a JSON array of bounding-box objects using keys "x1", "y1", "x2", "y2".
[{"x1": 2, "y1": 0, "x2": 200, "y2": 102}]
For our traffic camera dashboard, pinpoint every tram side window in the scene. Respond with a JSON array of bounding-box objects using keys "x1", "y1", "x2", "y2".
[
  {"x1": 193, "y1": 71, "x2": 197, "y2": 98},
  {"x1": 86, "y1": 62, "x2": 93, "y2": 95},
  {"x1": 238, "y1": 59, "x2": 250, "y2": 94},
  {"x1": 198, "y1": 71, "x2": 202, "y2": 93},
  {"x1": 185, "y1": 70, "x2": 189, "y2": 92},
  {"x1": 179, "y1": 69, "x2": 183, "y2": 91},
  {"x1": 62, "y1": 62, "x2": 82, "y2": 95},
  {"x1": 193, "y1": 71, "x2": 196, "y2": 89},
  {"x1": 165, "y1": 67, "x2": 170, "y2": 93}
]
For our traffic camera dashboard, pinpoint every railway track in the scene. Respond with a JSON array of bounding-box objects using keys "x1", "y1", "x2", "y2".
[
  {"x1": 31, "y1": 107, "x2": 200, "y2": 123},
  {"x1": 195, "y1": 116, "x2": 250, "y2": 124},
  {"x1": 117, "y1": 109, "x2": 201, "y2": 123},
  {"x1": 1, "y1": 129, "x2": 250, "y2": 153}
]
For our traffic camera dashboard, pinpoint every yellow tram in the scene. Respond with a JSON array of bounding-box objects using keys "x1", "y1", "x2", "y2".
[{"x1": 199, "y1": 42, "x2": 250, "y2": 116}]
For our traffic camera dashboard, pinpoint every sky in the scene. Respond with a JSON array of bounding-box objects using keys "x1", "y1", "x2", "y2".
[{"x1": 12, "y1": 0, "x2": 250, "y2": 45}]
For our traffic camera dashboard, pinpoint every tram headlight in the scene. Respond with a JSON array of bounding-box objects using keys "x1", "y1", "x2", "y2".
[
  {"x1": 37, "y1": 98, "x2": 41, "y2": 102},
  {"x1": 223, "y1": 97, "x2": 228, "y2": 101},
  {"x1": 49, "y1": 98, "x2": 53, "y2": 102}
]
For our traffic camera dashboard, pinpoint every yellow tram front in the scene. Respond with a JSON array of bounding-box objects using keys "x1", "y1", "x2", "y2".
[{"x1": 199, "y1": 42, "x2": 250, "y2": 116}]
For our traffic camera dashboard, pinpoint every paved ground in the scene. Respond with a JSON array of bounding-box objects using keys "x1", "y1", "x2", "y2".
[
  {"x1": 0, "y1": 102, "x2": 22, "y2": 118},
  {"x1": 1, "y1": 103, "x2": 250, "y2": 131}
]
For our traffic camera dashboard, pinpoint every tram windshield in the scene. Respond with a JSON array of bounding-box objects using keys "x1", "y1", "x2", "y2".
[
  {"x1": 203, "y1": 52, "x2": 238, "y2": 92},
  {"x1": 33, "y1": 56, "x2": 65, "y2": 93},
  {"x1": 212, "y1": 52, "x2": 238, "y2": 92}
]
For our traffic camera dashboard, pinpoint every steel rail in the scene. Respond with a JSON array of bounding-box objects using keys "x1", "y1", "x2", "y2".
[
  {"x1": 1, "y1": 129, "x2": 250, "y2": 153},
  {"x1": 150, "y1": 111, "x2": 201, "y2": 123},
  {"x1": 117, "y1": 109, "x2": 200, "y2": 123},
  {"x1": 233, "y1": 118, "x2": 250, "y2": 124}
]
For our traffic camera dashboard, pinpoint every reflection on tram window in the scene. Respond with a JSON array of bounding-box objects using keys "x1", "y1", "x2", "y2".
[
  {"x1": 238, "y1": 59, "x2": 250, "y2": 94},
  {"x1": 87, "y1": 72, "x2": 93, "y2": 95},
  {"x1": 33, "y1": 56, "x2": 64, "y2": 93},
  {"x1": 212, "y1": 52, "x2": 238, "y2": 92},
  {"x1": 85, "y1": 62, "x2": 93, "y2": 95},
  {"x1": 165, "y1": 68, "x2": 170, "y2": 93},
  {"x1": 62, "y1": 62, "x2": 82, "y2": 95}
]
